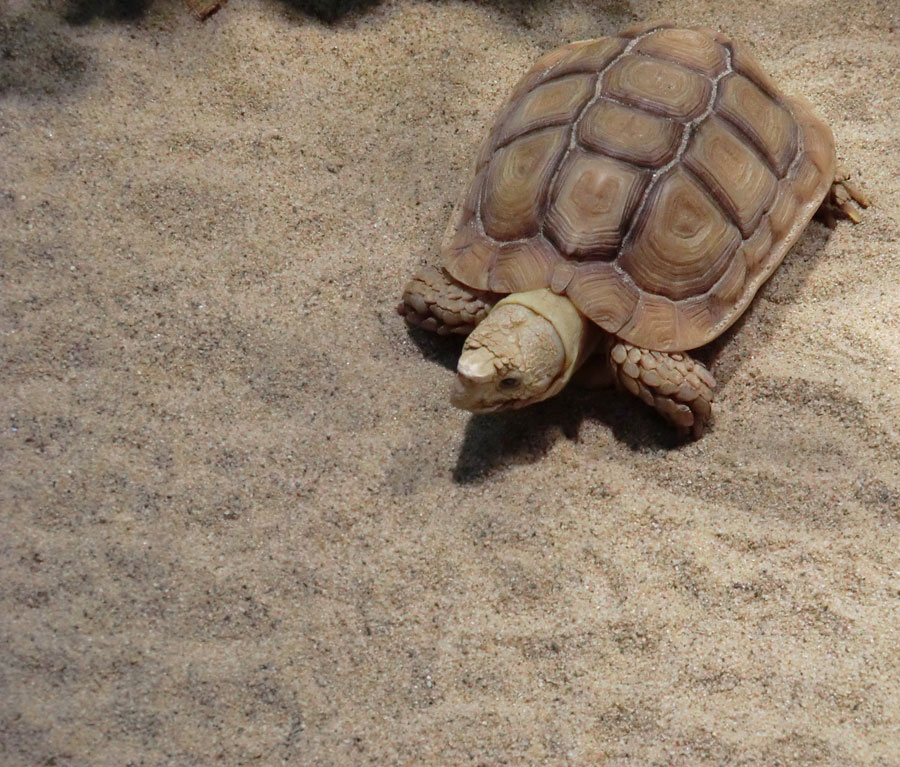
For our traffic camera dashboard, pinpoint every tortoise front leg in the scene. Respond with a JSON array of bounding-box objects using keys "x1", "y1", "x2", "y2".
[
  {"x1": 819, "y1": 168, "x2": 870, "y2": 227},
  {"x1": 398, "y1": 266, "x2": 496, "y2": 336},
  {"x1": 609, "y1": 341, "x2": 716, "y2": 438}
]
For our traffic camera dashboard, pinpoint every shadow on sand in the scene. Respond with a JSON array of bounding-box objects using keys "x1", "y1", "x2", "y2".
[
  {"x1": 272, "y1": 0, "x2": 626, "y2": 25},
  {"x1": 63, "y1": 0, "x2": 152, "y2": 24},
  {"x1": 54, "y1": 0, "x2": 619, "y2": 25},
  {"x1": 451, "y1": 393, "x2": 685, "y2": 483}
]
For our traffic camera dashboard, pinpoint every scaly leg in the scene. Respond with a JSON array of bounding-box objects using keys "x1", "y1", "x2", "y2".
[
  {"x1": 609, "y1": 341, "x2": 716, "y2": 438},
  {"x1": 819, "y1": 168, "x2": 870, "y2": 228},
  {"x1": 398, "y1": 266, "x2": 496, "y2": 336}
]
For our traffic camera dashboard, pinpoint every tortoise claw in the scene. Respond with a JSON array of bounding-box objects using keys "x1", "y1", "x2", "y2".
[{"x1": 820, "y1": 168, "x2": 869, "y2": 228}]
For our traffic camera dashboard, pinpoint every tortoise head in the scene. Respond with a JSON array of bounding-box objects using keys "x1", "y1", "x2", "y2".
[{"x1": 451, "y1": 290, "x2": 590, "y2": 412}]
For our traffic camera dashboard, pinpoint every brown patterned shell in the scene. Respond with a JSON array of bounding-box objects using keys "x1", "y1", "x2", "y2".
[{"x1": 442, "y1": 23, "x2": 837, "y2": 351}]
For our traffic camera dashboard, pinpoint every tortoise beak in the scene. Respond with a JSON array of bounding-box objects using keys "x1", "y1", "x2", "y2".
[
  {"x1": 451, "y1": 348, "x2": 498, "y2": 412},
  {"x1": 450, "y1": 374, "x2": 474, "y2": 410},
  {"x1": 450, "y1": 372, "x2": 485, "y2": 411}
]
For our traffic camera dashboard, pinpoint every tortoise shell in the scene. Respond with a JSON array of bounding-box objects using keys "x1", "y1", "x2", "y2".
[{"x1": 442, "y1": 22, "x2": 836, "y2": 351}]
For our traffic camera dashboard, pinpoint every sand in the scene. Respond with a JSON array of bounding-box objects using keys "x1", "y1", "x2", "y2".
[{"x1": 2, "y1": 0, "x2": 899, "y2": 764}]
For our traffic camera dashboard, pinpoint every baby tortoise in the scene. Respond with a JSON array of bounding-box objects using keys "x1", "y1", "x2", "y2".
[{"x1": 399, "y1": 22, "x2": 868, "y2": 437}]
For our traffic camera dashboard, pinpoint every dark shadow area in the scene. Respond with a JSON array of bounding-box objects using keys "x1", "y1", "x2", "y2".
[
  {"x1": 700, "y1": 219, "x2": 834, "y2": 387},
  {"x1": 269, "y1": 0, "x2": 627, "y2": 27},
  {"x1": 582, "y1": 389, "x2": 684, "y2": 452},
  {"x1": 64, "y1": 0, "x2": 153, "y2": 24},
  {"x1": 403, "y1": 324, "x2": 464, "y2": 372},
  {"x1": 38, "y1": 0, "x2": 632, "y2": 29},
  {"x1": 0, "y1": 7, "x2": 91, "y2": 96},
  {"x1": 273, "y1": 0, "x2": 381, "y2": 23},
  {"x1": 452, "y1": 397, "x2": 585, "y2": 484},
  {"x1": 451, "y1": 385, "x2": 690, "y2": 483}
]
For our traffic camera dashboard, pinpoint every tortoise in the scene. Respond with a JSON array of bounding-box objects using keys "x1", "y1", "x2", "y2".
[{"x1": 398, "y1": 22, "x2": 867, "y2": 436}]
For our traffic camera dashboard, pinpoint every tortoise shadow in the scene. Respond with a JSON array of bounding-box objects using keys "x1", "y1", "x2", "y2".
[
  {"x1": 452, "y1": 388, "x2": 687, "y2": 484},
  {"x1": 452, "y1": 398, "x2": 584, "y2": 484},
  {"x1": 700, "y1": 218, "x2": 835, "y2": 386},
  {"x1": 403, "y1": 324, "x2": 464, "y2": 372}
]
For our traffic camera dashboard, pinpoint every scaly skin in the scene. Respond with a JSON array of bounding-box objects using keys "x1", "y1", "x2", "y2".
[
  {"x1": 398, "y1": 266, "x2": 495, "y2": 336},
  {"x1": 609, "y1": 341, "x2": 717, "y2": 438}
]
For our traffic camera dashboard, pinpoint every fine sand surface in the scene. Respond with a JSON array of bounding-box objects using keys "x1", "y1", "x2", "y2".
[{"x1": 2, "y1": 0, "x2": 899, "y2": 764}]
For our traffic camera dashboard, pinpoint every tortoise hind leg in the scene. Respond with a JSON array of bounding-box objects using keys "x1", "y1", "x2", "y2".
[
  {"x1": 398, "y1": 266, "x2": 496, "y2": 336},
  {"x1": 818, "y1": 168, "x2": 870, "y2": 227},
  {"x1": 609, "y1": 341, "x2": 716, "y2": 439}
]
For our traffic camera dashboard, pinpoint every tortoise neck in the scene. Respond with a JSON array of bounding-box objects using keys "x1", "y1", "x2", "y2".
[{"x1": 494, "y1": 289, "x2": 596, "y2": 397}]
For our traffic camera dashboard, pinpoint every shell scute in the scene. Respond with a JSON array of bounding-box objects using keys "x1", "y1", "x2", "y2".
[
  {"x1": 766, "y1": 186, "x2": 799, "y2": 242},
  {"x1": 508, "y1": 38, "x2": 626, "y2": 103},
  {"x1": 488, "y1": 237, "x2": 560, "y2": 293},
  {"x1": 566, "y1": 262, "x2": 639, "y2": 333},
  {"x1": 547, "y1": 37, "x2": 628, "y2": 80},
  {"x1": 792, "y1": 95, "x2": 836, "y2": 177},
  {"x1": 480, "y1": 126, "x2": 568, "y2": 241},
  {"x1": 707, "y1": 248, "x2": 749, "y2": 321},
  {"x1": 729, "y1": 41, "x2": 781, "y2": 98},
  {"x1": 716, "y1": 73, "x2": 797, "y2": 176},
  {"x1": 603, "y1": 54, "x2": 711, "y2": 121},
  {"x1": 498, "y1": 74, "x2": 595, "y2": 144},
  {"x1": 739, "y1": 217, "x2": 774, "y2": 271},
  {"x1": 545, "y1": 150, "x2": 648, "y2": 260},
  {"x1": 672, "y1": 295, "x2": 716, "y2": 351},
  {"x1": 508, "y1": 43, "x2": 584, "y2": 102},
  {"x1": 633, "y1": 28, "x2": 728, "y2": 76},
  {"x1": 617, "y1": 293, "x2": 681, "y2": 350},
  {"x1": 684, "y1": 115, "x2": 778, "y2": 237},
  {"x1": 619, "y1": 167, "x2": 740, "y2": 302},
  {"x1": 791, "y1": 153, "x2": 825, "y2": 203},
  {"x1": 578, "y1": 99, "x2": 682, "y2": 167},
  {"x1": 445, "y1": 224, "x2": 498, "y2": 290}
]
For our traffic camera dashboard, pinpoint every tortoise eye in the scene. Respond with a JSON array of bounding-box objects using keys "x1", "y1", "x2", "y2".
[{"x1": 500, "y1": 376, "x2": 521, "y2": 390}]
